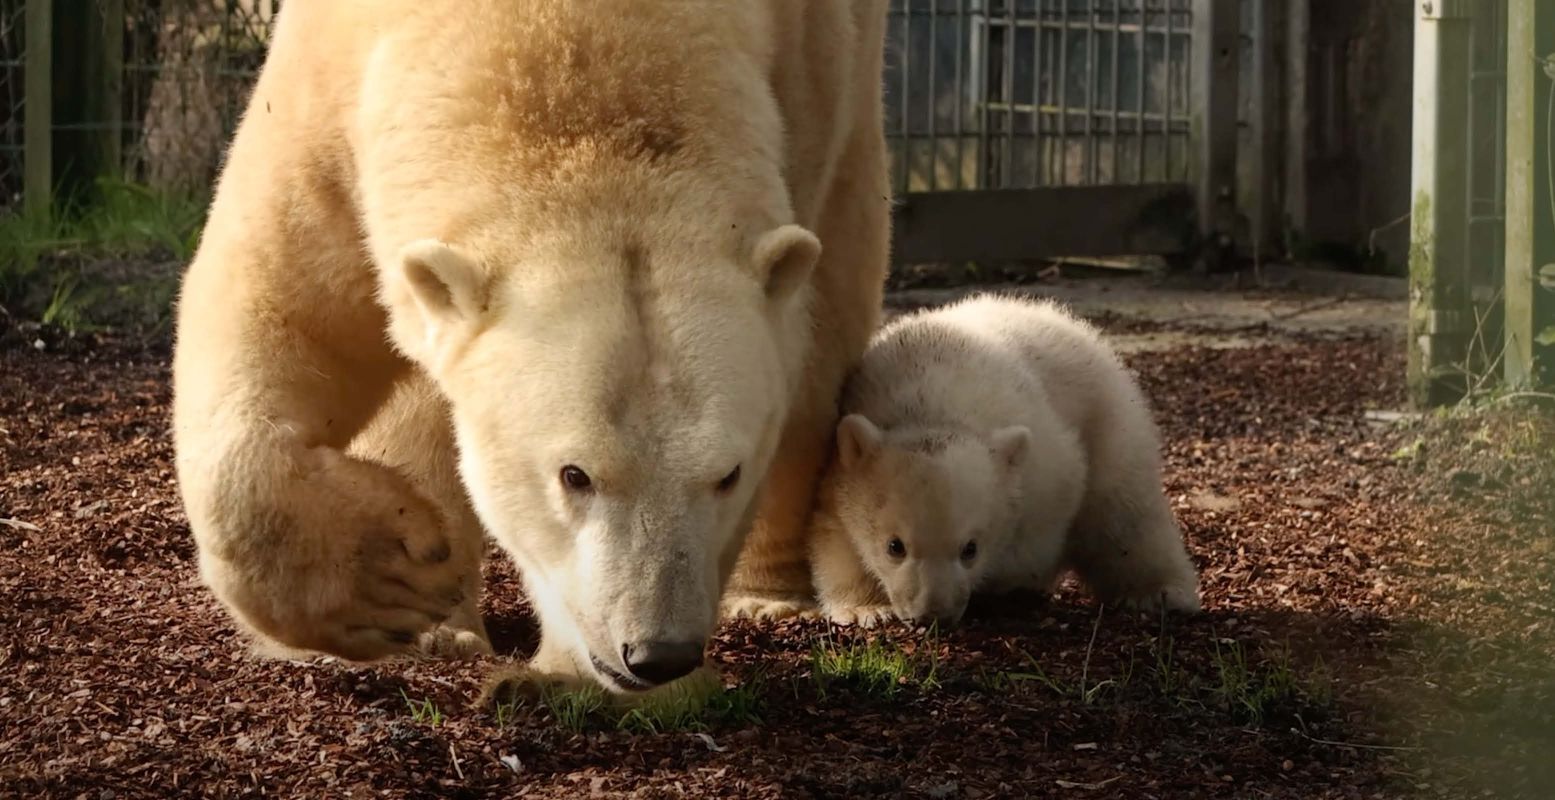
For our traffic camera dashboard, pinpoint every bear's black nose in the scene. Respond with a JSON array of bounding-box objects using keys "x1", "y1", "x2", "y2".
[{"x1": 621, "y1": 640, "x2": 705, "y2": 686}]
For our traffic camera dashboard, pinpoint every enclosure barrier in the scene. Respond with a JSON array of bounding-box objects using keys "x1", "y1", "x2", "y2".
[
  {"x1": 1409, "y1": 0, "x2": 1555, "y2": 404},
  {"x1": 884, "y1": 0, "x2": 1241, "y2": 266},
  {"x1": 2, "y1": 0, "x2": 1245, "y2": 268}
]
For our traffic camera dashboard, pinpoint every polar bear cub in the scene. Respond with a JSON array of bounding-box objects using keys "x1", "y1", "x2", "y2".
[{"x1": 807, "y1": 294, "x2": 1200, "y2": 627}]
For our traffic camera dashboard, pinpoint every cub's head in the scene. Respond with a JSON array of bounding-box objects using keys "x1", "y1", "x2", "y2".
[
  {"x1": 380, "y1": 220, "x2": 819, "y2": 693},
  {"x1": 823, "y1": 414, "x2": 1029, "y2": 627}
]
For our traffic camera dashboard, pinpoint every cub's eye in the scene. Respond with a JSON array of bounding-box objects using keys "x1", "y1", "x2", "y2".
[
  {"x1": 960, "y1": 541, "x2": 978, "y2": 561},
  {"x1": 560, "y1": 465, "x2": 593, "y2": 492},
  {"x1": 716, "y1": 465, "x2": 742, "y2": 493},
  {"x1": 887, "y1": 538, "x2": 906, "y2": 559}
]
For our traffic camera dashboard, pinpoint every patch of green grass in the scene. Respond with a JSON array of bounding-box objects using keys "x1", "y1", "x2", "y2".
[
  {"x1": 615, "y1": 672, "x2": 766, "y2": 734},
  {"x1": 73, "y1": 179, "x2": 205, "y2": 261},
  {"x1": 1210, "y1": 639, "x2": 1330, "y2": 725},
  {"x1": 1000, "y1": 609, "x2": 1134, "y2": 706},
  {"x1": 1, "y1": 178, "x2": 205, "y2": 332},
  {"x1": 400, "y1": 690, "x2": 445, "y2": 726},
  {"x1": 810, "y1": 633, "x2": 940, "y2": 700},
  {"x1": 533, "y1": 672, "x2": 767, "y2": 735},
  {"x1": 539, "y1": 683, "x2": 610, "y2": 733}
]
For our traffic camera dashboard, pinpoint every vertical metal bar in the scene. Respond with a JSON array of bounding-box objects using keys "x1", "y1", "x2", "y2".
[
  {"x1": 1110, "y1": 0, "x2": 1122, "y2": 182},
  {"x1": 1032, "y1": 0, "x2": 1044, "y2": 186},
  {"x1": 1165, "y1": 0, "x2": 1175, "y2": 180},
  {"x1": 1084, "y1": 1, "x2": 1098, "y2": 184},
  {"x1": 1190, "y1": 0, "x2": 1240, "y2": 267},
  {"x1": 101, "y1": 0, "x2": 124, "y2": 178},
  {"x1": 1463, "y1": 5, "x2": 1477, "y2": 294},
  {"x1": 928, "y1": 0, "x2": 939, "y2": 190},
  {"x1": 1504, "y1": 0, "x2": 1555, "y2": 387},
  {"x1": 1136, "y1": 0, "x2": 1148, "y2": 182},
  {"x1": 1408, "y1": 0, "x2": 1475, "y2": 405},
  {"x1": 977, "y1": 4, "x2": 991, "y2": 187},
  {"x1": 23, "y1": 0, "x2": 51, "y2": 214},
  {"x1": 1056, "y1": 0, "x2": 1069, "y2": 183},
  {"x1": 1283, "y1": 0, "x2": 1308, "y2": 238},
  {"x1": 954, "y1": 0, "x2": 966, "y2": 189},
  {"x1": 899, "y1": 4, "x2": 911, "y2": 194},
  {"x1": 1001, "y1": 0, "x2": 1016, "y2": 186}
]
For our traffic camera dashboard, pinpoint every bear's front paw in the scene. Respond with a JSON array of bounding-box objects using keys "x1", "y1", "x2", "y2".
[
  {"x1": 720, "y1": 592, "x2": 816, "y2": 621},
  {"x1": 824, "y1": 604, "x2": 896, "y2": 628},
  {"x1": 220, "y1": 448, "x2": 476, "y2": 662}
]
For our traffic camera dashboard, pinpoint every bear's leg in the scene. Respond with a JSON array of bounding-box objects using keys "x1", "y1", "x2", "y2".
[
  {"x1": 1064, "y1": 423, "x2": 1201, "y2": 613},
  {"x1": 723, "y1": 128, "x2": 891, "y2": 621},
  {"x1": 347, "y1": 373, "x2": 493, "y2": 659},
  {"x1": 174, "y1": 226, "x2": 474, "y2": 661}
]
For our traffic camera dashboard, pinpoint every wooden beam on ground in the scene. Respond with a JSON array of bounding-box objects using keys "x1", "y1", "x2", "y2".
[{"x1": 889, "y1": 183, "x2": 1195, "y2": 265}]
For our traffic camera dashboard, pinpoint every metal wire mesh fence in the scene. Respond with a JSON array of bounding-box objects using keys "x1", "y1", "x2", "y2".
[
  {"x1": 884, "y1": 0, "x2": 1193, "y2": 195},
  {"x1": 121, "y1": 0, "x2": 276, "y2": 193},
  {"x1": 0, "y1": 0, "x2": 25, "y2": 207},
  {"x1": 0, "y1": 0, "x2": 276, "y2": 211}
]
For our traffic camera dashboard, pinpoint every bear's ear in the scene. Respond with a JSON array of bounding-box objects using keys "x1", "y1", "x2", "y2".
[
  {"x1": 836, "y1": 413, "x2": 883, "y2": 470},
  {"x1": 399, "y1": 239, "x2": 487, "y2": 324},
  {"x1": 753, "y1": 224, "x2": 821, "y2": 304},
  {"x1": 989, "y1": 426, "x2": 1031, "y2": 470}
]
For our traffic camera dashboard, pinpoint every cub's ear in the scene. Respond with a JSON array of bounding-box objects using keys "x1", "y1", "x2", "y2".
[
  {"x1": 836, "y1": 414, "x2": 884, "y2": 471},
  {"x1": 989, "y1": 426, "x2": 1031, "y2": 470},
  {"x1": 753, "y1": 224, "x2": 821, "y2": 303},
  {"x1": 398, "y1": 239, "x2": 487, "y2": 324}
]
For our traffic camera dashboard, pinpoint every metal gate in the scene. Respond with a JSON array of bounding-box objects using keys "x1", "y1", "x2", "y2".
[{"x1": 885, "y1": 0, "x2": 1240, "y2": 266}]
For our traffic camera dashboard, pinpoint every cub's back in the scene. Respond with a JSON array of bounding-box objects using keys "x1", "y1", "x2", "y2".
[
  {"x1": 842, "y1": 298, "x2": 1051, "y2": 433},
  {"x1": 844, "y1": 295, "x2": 1144, "y2": 444}
]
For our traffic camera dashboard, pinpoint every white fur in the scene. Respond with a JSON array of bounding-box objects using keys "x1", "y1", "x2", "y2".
[
  {"x1": 171, "y1": 0, "x2": 892, "y2": 691},
  {"x1": 808, "y1": 294, "x2": 1201, "y2": 627}
]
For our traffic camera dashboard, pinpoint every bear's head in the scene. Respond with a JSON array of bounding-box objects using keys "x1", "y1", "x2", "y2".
[
  {"x1": 379, "y1": 215, "x2": 819, "y2": 691},
  {"x1": 824, "y1": 414, "x2": 1030, "y2": 627}
]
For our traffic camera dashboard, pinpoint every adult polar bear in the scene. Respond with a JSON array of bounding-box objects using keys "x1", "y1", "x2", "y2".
[{"x1": 172, "y1": 0, "x2": 890, "y2": 692}]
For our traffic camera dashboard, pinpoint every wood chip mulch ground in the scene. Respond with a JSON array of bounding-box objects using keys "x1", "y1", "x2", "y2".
[{"x1": 1, "y1": 310, "x2": 1551, "y2": 799}]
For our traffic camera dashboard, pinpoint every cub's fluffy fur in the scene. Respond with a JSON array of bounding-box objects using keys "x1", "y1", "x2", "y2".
[{"x1": 808, "y1": 294, "x2": 1200, "y2": 626}]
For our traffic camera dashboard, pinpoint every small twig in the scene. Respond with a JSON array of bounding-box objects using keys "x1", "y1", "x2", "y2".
[
  {"x1": 1291, "y1": 728, "x2": 1422, "y2": 753},
  {"x1": 1055, "y1": 776, "x2": 1122, "y2": 790},
  {"x1": 0, "y1": 518, "x2": 41, "y2": 532},
  {"x1": 1487, "y1": 391, "x2": 1555, "y2": 405},
  {"x1": 1079, "y1": 604, "x2": 1105, "y2": 700},
  {"x1": 1271, "y1": 296, "x2": 1347, "y2": 321},
  {"x1": 1366, "y1": 211, "x2": 1411, "y2": 258},
  {"x1": 448, "y1": 743, "x2": 465, "y2": 781}
]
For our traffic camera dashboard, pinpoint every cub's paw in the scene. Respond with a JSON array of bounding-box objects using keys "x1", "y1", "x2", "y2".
[
  {"x1": 823, "y1": 604, "x2": 896, "y2": 628},
  {"x1": 416, "y1": 624, "x2": 494, "y2": 660},
  {"x1": 720, "y1": 592, "x2": 816, "y2": 621},
  {"x1": 1113, "y1": 581, "x2": 1202, "y2": 615}
]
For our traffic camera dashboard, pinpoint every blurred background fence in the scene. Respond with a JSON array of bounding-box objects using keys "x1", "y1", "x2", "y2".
[
  {"x1": 0, "y1": 0, "x2": 275, "y2": 210},
  {"x1": 0, "y1": 0, "x2": 1549, "y2": 401}
]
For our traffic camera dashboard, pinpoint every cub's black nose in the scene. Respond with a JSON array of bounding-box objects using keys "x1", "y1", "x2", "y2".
[{"x1": 621, "y1": 640, "x2": 705, "y2": 686}]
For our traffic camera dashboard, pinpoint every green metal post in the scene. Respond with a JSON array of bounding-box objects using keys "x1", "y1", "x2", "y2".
[
  {"x1": 1408, "y1": 0, "x2": 1474, "y2": 407},
  {"x1": 1505, "y1": 0, "x2": 1555, "y2": 389},
  {"x1": 22, "y1": 0, "x2": 51, "y2": 214}
]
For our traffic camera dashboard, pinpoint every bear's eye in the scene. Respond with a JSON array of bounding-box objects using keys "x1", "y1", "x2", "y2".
[
  {"x1": 960, "y1": 541, "x2": 978, "y2": 561},
  {"x1": 716, "y1": 465, "x2": 741, "y2": 493},
  {"x1": 560, "y1": 465, "x2": 593, "y2": 492},
  {"x1": 887, "y1": 538, "x2": 906, "y2": 559}
]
